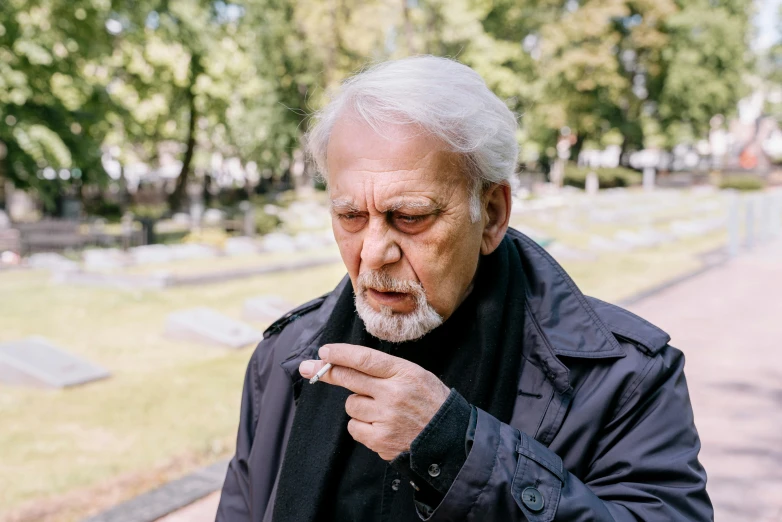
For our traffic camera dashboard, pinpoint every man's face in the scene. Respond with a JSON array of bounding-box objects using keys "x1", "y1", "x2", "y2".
[{"x1": 326, "y1": 116, "x2": 486, "y2": 340}]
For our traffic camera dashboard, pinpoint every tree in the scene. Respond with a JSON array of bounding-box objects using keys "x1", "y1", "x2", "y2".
[
  {"x1": 653, "y1": 0, "x2": 751, "y2": 147},
  {"x1": 0, "y1": 0, "x2": 116, "y2": 209},
  {"x1": 107, "y1": 0, "x2": 259, "y2": 210}
]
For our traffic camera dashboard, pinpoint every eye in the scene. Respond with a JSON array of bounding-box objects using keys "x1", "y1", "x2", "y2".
[
  {"x1": 392, "y1": 212, "x2": 433, "y2": 233},
  {"x1": 336, "y1": 212, "x2": 367, "y2": 232},
  {"x1": 396, "y1": 214, "x2": 424, "y2": 224}
]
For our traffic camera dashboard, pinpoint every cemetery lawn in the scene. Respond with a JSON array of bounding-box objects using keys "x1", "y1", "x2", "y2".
[
  {"x1": 0, "y1": 262, "x2": 348, "y2": 521},
  {"x1": 0, "y1": 225, "x2": 726, "y2": 520}
]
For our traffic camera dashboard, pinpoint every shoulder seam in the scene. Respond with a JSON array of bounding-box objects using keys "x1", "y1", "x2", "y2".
[
  {"x1": 262, "y1": 293, "x2": 329, "y2": 339},
  {"x1": 586, "y1": 296, "x2": 671, "y2": 355},
  {"x1": 614, "y1": 354, "x2": 659, "y2": 417}
]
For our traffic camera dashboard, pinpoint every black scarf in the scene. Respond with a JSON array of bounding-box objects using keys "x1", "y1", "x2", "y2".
[{"x1": 273, "y1": 236, "x2": 527, "y2": 522}]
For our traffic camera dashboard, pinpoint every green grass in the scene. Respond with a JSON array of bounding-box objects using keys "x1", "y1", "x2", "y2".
[
  {"x1": 0, "y1": 262, "x2": 347, "y2": 517},
  {"x1": 0, "y1": 190, "x2": 731, "y2": 519}
]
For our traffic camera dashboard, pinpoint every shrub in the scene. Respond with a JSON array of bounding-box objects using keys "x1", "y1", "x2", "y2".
[
  {"x1": 719, "y1": 175, "x2": 765, "y2": 192},
  {"x1": 84, "y1": 200, "x2": 124, "y2": 222},
  {"x1": 255, "y1": 210, "x2": 282, "y2": 235},
  {"x1": 563, "y1": 165, "x2": 642, "y2": 189}
]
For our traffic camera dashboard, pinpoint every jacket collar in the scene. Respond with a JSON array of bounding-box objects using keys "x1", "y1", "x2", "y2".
[{"x1": 507, "y1": 228, "x2": 625, "y2": 359}]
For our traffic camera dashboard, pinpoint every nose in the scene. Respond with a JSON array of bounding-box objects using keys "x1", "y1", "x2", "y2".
[{"x1": 361, "y1": 217, "x2": 401, "y2": 270}]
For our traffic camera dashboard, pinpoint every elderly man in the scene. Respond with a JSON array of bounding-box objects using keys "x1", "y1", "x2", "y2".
[{"x1": 217, "y1": 56, "x2": 712, "y2": 522}]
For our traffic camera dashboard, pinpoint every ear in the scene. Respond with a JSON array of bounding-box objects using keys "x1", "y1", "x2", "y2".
[{"x1": 480, "y1": 182, "x2": 512, "y2": 255}]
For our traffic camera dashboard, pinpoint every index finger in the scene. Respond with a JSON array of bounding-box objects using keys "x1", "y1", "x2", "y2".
[{"x1": 320, "y1": 343, "x2": 404, "y2": 379}]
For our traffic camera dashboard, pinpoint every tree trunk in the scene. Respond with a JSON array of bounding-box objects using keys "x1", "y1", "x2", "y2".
[
  {"x1": 168, "y1": 57, "x2": 199, "y2": 212},
  {"x1": 402, "y1": 0, "x2": 415, "y2": 54},
  {"x1": 572, "y1": 133, "x2": 586, "y2": 163}
]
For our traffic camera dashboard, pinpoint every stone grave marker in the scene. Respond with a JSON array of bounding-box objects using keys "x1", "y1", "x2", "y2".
[
  {"x1": 83, "y1": 248, "x2": 129, "y2": 271},
  {"x1": 168, "y1": 244, "x2": 217, "y2": 261},
  {"x1": 588, "y1": 236, "x2": 628, "y2": 252},
  {"x1": 243, "y1": 295, "x2": 294, "y2": 323},
  {"x1": 27, "y1": 252, "x2": 79, "y2": 272},
  {"x1": 262, "y1": 233, "x2": 297, "y2": 253},
  {"x1": 165, "y1": 308, "x2": 264, "y2": 349},
  {"x1": 614, "y1": 229, "x2": 657, "y2": 249},
  {"x1": 224, "y1": 237, "x2": 262, "y2": 256},
  {"x1": 0, "y1": 337, "x2": 110, "y2": 388},
  {"x1": 585, "y1": 171, "x2": 599, "y2": 196},
  {"x1": 130, "y1": 244, "x2": 173, "y2": 265}
]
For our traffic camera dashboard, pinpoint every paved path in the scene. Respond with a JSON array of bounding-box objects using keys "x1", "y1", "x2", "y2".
[
  {"x1": 159, "y1": 241, "x2": 782, "y2": 521},
  {"x1": 155, "y1": 492, "x2": 220, "y2": 522},
  {"x1": 628, "y1": 240, "x2": 782, "y2": 522}
]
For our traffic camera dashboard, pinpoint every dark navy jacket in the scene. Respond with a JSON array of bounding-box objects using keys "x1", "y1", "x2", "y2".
[{"x1": 217, "y1": 228, "x2": 713, "y2": 521}]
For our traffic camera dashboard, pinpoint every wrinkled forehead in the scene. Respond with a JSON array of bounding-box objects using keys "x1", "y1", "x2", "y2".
[{"x1": 325, "y1": 117, "x2": 470, "y2": 209}]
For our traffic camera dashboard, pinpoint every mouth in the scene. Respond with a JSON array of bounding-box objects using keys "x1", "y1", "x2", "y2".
[{"x1": 366, "y1": 288, "x2": 411, "y2": 306}]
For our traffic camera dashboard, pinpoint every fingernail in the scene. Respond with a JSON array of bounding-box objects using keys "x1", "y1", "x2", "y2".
[
  {"x1": 300, "y1": 361, "x2": 314, "y2": 376},
  {"x1": 319, "y1": 346, "x2": 330, "y2": 360}
]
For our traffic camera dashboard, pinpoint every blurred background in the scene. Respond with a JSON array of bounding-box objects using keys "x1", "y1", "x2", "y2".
[{"x1": 1, "y1": 0, "x2": 781, "y2": 521}]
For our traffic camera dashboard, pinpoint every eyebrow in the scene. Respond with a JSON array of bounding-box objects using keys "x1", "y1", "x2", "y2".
[
  {"x1": 330, "y1": 198, "x2": 442, "y2": 213},
  {"x1": 383, "y1": 200, "x2": 442, "y2": 213},
  {"x1": 330, "y1": 199, "x2": 362, "y2": 213}
]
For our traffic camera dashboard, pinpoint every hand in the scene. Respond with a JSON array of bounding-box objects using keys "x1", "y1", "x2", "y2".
[{"x1": 299, "y1": 343, "x2": 451, "y2": 461}]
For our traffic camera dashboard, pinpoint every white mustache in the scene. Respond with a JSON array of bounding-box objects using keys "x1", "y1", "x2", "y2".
[
  {"x1": 356, "y1": 271, "x2": 426, "y2": 296},
  {"x1": 354, "y1": 271, "x2": 443, "y2": 343}
]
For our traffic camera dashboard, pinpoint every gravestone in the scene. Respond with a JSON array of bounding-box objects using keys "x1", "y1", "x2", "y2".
[
  {"x1": 168, "y1": 244, "x2": 216, "y2": 261},
  {"x1": 165, "y1": 308, "x2": 264, "y2": 349},
  {"x1": 614, "y1": 230, "x2": 657, "y2": 249},
  {"x1": 224, "y1": 237, "x2": 261, "y2": 256},
  {"x1": 240, "y1": 201, "x2": 256, "y2": 237},
  {"x1": 27, "y1": 252, "x2": 79, "y2": 272},
  {"x1": 262, "y1": 233, "x2": 297, "y2": 253},
  {"x1": 130, "y1": 244, "x2": 173, "y2": 264},
  {"x1": 642, "y1": 167, "x2": 656, "y2": 192},
  {"x1": 203, "y1": 208, "x2": 225, "y2": 226},
  {"x1": 588, "y1": 236, "x2": 628, "y2": 252},
  {"x1": 83, "y1": 248, "x2": 129, "y2": 271},
  {"x1": 0, "y1": 337, "x2": 110, "y2": 388},
  {"x1": 585, "y1": 171, "x2": 599, "y2": 196},
  {"x1": 243, "y1": 295, "x2": 294, "y2": 323}
]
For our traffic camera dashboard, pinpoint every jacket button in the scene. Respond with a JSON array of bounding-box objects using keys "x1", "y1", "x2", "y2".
[
  {"x1": 521, "y1": 487, "x2": 545, "y2": 513},
  {"x1": 428, "y1": 463, "x2": 441, "y2": 477},
  {"x1": 391, "y1": 478, "x2": 400, "y2": 491}
]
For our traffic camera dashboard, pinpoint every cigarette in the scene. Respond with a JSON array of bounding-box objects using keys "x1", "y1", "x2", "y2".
[{"x1": 309, "y1": 362, "x2": 333, "y2": 384}]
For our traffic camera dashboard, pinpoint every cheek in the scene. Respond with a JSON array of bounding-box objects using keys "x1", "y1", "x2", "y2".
[
  {"x1": 401, "y1": 222, "x2": 482, "y2": 316},
  {"x1": 332, "y1": 221, "x2": 362, "y2": 279}
]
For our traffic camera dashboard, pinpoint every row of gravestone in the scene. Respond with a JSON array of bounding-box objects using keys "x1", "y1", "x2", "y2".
[
  {"x1": 0, "y1": 295, "x2": 294, "y2": 390},
  {"x1": 15, "y1": 230, "x2": 338, "y2": 273}
]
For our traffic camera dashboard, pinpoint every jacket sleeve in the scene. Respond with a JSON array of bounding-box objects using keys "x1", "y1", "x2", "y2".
[
  {"x1": 215, "y1": 349, "x2": 262, "y2": 521},
  {"x1": 425, "y1": 346, "x2": 713, "y2": 522}
]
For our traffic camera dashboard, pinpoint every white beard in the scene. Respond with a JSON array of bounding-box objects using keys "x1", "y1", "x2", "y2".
[{"x1": 354, "y1": 271, "x2": 443, "y2": 343}]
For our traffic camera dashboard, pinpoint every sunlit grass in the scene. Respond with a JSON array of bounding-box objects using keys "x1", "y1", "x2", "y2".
[{"x1": 0, "y1": 262, "x2": 346, "y2": 516}]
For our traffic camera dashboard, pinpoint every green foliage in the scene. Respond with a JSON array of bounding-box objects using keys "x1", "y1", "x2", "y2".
[
  {"x1": 83, "y1": 199, "x2": 123, "y2": 222},
  {"x1": 719, "y1": 175, "x2": 765, "y2": 192},
  {"x1": 129, "y1": 202, "x2": 168, "y2": 219},
  {"x1": 0, "y1": 0, "x2": 115, "y2": 203},
  {"x1": 0, "y1": 0, "x2": 754, "y2": 208},
  {"x1": 563, "y1": 164, "x2": 642, "y2": 189},
  {"x1": 254, "y1": 209, "x2": 282, "y2": 235}
]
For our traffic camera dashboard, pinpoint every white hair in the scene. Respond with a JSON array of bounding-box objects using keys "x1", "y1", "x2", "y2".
[
  {"x1": 306, "y1": 55, "x2": 519, "y2": 222},
  {"x1": 354, "y1": 270, "x2": 443, "y2": 343}
]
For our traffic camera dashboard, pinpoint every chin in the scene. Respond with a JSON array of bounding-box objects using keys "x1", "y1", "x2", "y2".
[{"x1": 354, "y1": 291, "x2": 443, "y2": 343}]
